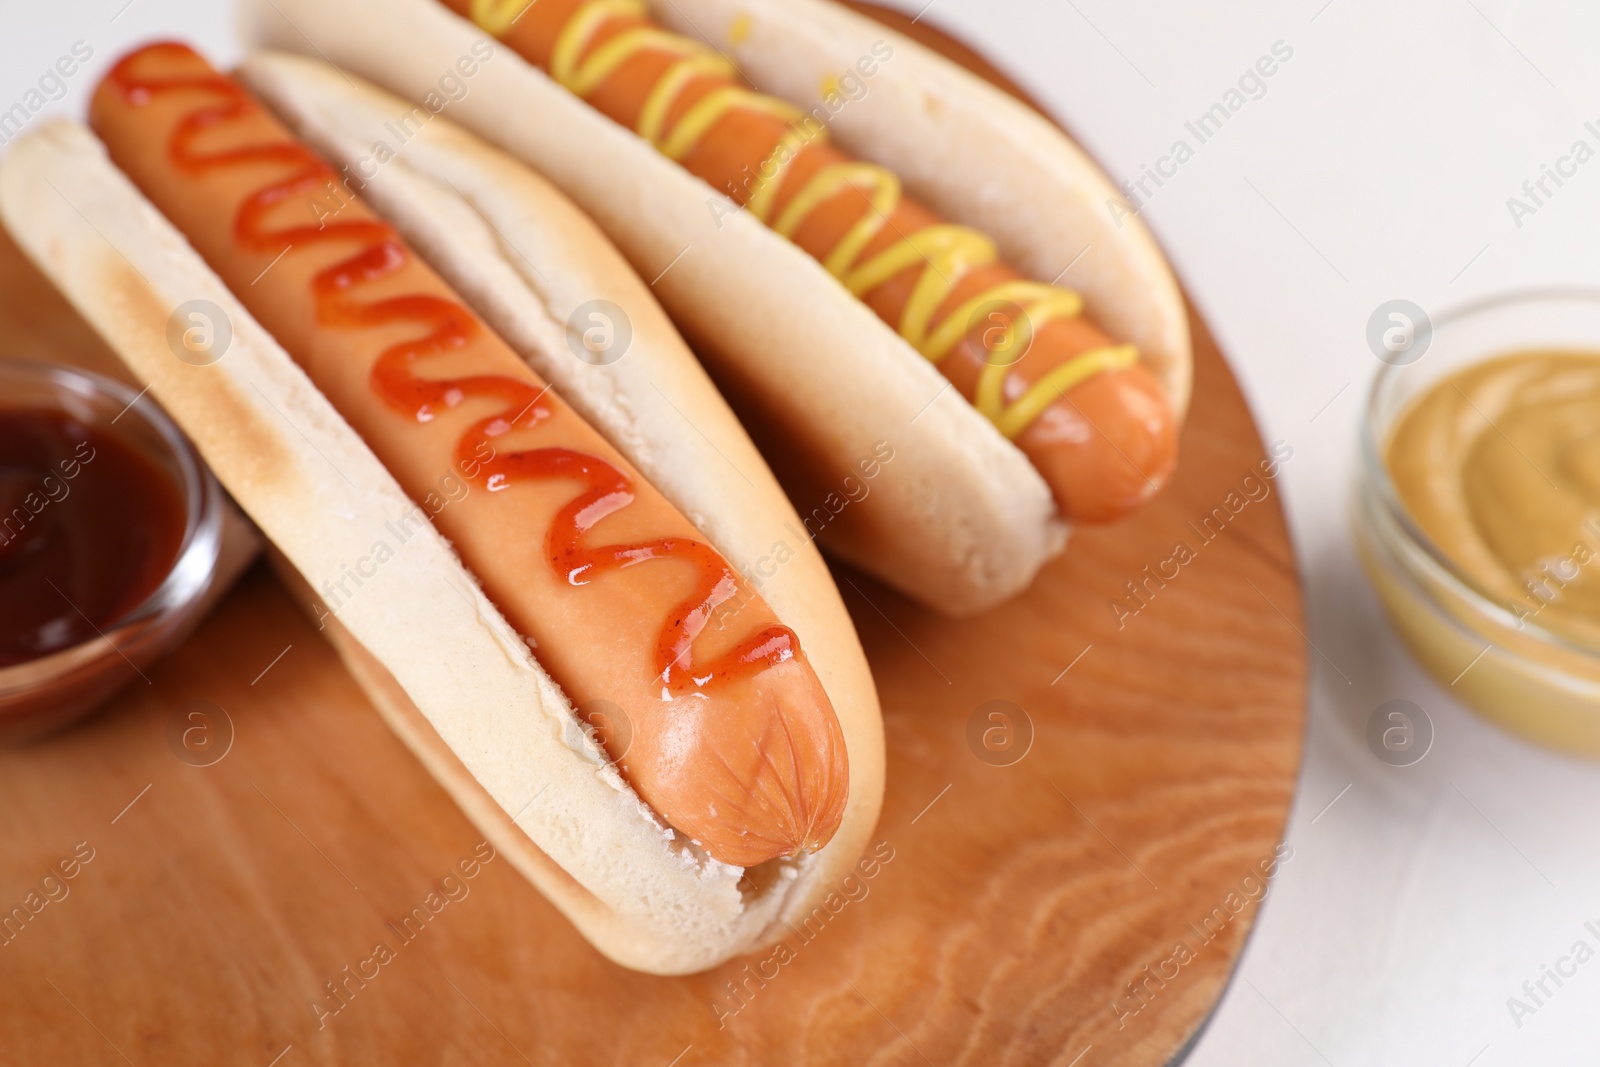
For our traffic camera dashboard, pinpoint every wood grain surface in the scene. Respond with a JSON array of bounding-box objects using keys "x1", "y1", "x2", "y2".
[{"x1": 0, "y1": 9, "x2": 1305, "y2": 1065}]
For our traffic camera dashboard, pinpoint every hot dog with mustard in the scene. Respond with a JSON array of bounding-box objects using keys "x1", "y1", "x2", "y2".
[{"x1": 455, "y1": 0, "x2": 1176, "y2": 525}]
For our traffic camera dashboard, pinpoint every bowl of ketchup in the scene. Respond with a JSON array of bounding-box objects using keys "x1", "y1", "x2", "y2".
[{"x1": 0, "y1": 360, "x2": 221, "y2": 742}]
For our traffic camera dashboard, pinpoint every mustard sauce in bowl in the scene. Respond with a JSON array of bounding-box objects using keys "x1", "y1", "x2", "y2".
[
  {"x1": 1356, "y1": 293, "x2": 1600, "y2": 753},
  {"x1": 1387, "y1": 352, "x2": 1600, "y2": 650}
]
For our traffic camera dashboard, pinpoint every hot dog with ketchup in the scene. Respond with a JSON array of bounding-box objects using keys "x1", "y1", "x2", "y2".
[
  {"x1": 243, "y1": 0, "x2": 1194, "y2": 614},
  {"x1": 1, "y1": 43, "x2": 883, "y2": 974}
]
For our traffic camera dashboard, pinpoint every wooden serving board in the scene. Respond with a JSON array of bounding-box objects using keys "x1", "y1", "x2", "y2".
[{"x1": 0, "y1": 10, "x2": 1304, "y2": 1066}]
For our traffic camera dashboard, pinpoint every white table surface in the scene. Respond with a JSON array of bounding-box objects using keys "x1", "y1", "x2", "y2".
[{"x1": 6, "y1": 1, "x2": 1599, "y2": 1064}]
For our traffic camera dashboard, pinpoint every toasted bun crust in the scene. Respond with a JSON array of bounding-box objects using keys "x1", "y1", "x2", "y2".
[
  {"x1": 238, "y1": 0, "x2": 1106, "y2": 615},
  {"x1": 0, "y1": 110, "x2": 882, "y2": 974}
]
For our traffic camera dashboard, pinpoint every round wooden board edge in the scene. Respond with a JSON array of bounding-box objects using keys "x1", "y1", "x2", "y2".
[{"x1": 838, "y1": 5, "x2": 1309, "y2": 1063}]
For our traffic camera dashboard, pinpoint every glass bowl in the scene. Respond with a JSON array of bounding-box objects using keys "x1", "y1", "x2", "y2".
[
  {"x1": 1354, "y1": 290, "x2": 1600, "y2": 754},
  {"x1": 0, "y1": 360, "x2": 222, "y2": 742}
]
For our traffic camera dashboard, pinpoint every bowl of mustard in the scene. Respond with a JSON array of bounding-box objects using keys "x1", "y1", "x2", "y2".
[{"x1": 1356, "y1": 290, "x2": 1600, "y2": 754}]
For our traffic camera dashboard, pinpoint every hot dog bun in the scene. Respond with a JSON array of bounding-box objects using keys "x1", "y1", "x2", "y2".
[
  {"x1": 240, "y1": 0, "x2": 1191, "y2": 615},
  {"x1": 0, "y1": 57, "x2": 883, "y2": 971}
]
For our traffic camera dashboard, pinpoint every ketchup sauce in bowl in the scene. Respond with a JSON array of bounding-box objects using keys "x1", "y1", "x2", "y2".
[{"x1": 0, "y1": 361, "x2": 221, "y2": 741}]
